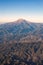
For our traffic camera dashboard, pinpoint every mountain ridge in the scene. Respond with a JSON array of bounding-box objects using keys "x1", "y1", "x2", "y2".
[
  {"x1": 0, "y1": 19, "x2": 43, "y2": 65},
  {"x1": 0, "y1": 19, "x2": 43, "y2": 25},
  {"x1": 0, "y1": 19, "x2": 43, "y2": 43}
]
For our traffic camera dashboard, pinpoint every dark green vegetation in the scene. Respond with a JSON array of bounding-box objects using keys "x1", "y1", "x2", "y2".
[{"x1": 0, "y1": 19, "x2": 43, "y2": 65}]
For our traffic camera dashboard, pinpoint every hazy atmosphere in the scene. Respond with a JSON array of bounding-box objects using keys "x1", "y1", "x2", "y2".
[
  {"x1": 0, "y1": 0, "x2": 43, "y2": 65},
  {"x1": 0, "y1": 0, "x2": 43, "y2": 23}
]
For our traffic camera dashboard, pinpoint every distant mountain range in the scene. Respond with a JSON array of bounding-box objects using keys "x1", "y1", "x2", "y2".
[{"x1": 0, "y1": 19, "x2": 43, "y2": 43}]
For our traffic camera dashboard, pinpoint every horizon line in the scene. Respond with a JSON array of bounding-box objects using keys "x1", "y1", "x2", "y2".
[{"x1": 0, "y1": 18, "x2": 43, "y2": 24}]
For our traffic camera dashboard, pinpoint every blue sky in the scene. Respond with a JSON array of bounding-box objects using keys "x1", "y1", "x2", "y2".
[{"x1": 0, "y1": 0, "x2": 43, "y2": 23}]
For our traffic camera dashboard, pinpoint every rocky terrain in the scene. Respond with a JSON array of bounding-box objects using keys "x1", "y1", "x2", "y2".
[{"x1": 0, "y1": 19, "x2": 43, "y2": 65}]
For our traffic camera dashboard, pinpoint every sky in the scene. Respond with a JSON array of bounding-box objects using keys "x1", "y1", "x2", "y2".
[{"x1": 0, "y1": 0, "x2": 43, "y2": 23}]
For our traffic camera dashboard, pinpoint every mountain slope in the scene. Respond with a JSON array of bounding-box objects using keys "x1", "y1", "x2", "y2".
[
  {"x1": 0, "y1": 19, "x2": 43, "y2": 65},
  {"x1": 0, "y1": 19, "x2": 43, "y2": 43}
]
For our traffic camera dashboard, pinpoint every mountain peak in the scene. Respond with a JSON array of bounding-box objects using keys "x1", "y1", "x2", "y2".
[
  {"x1": 16, "y1": 18, "x2": 27, "y2": 23},
  {"x1": 17, "y1": 18, "x2": 25, "y2": 21}
]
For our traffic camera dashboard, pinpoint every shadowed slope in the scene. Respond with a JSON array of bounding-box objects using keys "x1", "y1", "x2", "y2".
[{"x1": 0, "y1": 19, "x2": 43, "y2": 43}]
